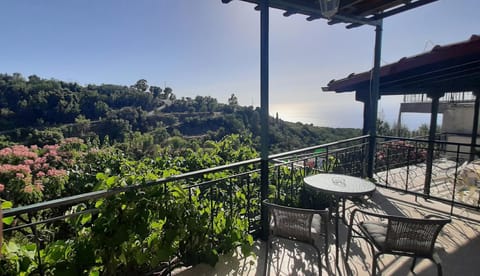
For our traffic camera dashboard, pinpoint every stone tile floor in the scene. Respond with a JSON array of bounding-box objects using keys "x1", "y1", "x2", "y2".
[{"x1": 173, "y1": 187, "x2": 480, "y2": 275}]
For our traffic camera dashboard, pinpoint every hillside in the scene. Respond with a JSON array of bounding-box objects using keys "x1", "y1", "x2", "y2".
[{"x1": 0, "y1": 73, "x2": 361, "y2": 155}]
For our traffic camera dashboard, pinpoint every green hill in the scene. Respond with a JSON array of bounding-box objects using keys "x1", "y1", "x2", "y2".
[{"x1": 0, "y1": 73, "x2": 361, "y2": 154}]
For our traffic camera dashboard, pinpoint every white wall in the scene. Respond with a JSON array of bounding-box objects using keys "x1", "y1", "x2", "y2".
[{"x1": 442, "y1": 103, "x2": 480, "y2": 135}]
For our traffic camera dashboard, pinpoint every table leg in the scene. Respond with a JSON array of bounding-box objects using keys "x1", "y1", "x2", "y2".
[{"x1": 335, "y1": 195, "x2": 340, "y2": 269}]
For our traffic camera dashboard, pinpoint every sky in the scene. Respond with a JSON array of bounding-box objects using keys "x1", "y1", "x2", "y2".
[{"x1": 1, "y1": 0, "x2": 479, "y2": 129}]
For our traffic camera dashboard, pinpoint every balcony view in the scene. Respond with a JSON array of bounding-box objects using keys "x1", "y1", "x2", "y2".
[{"x1": 1, "y1": 1, "x2": 480, "y2": 275}]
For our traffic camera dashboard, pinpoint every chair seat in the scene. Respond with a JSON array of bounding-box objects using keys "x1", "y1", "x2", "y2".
[
  {"x1": 360, "y1": 221, "x2": 387, "y2": 248},
  {"x1": 347, "y1": 208, "x2": 451, "y2": 276},
  {"x1": 271, "y1": 214, "x2": 323, "y2": 242},
  {"x1": 263, "y1": 200, "x2": 329, "y2": 275}
]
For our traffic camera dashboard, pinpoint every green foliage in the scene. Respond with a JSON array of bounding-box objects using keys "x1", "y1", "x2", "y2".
[
  {"x1": 321, "y1": 155, "x2": 340, "y2": 172},
  {"x1": 27, "y1": 129, "x2": 64, "y2": 147},
  {"x1": 0, "y1": 239, "x2": 38, "y2": 276},
  {"x1": 0, "y1": 134, "x2": 257, "y2": 275}
]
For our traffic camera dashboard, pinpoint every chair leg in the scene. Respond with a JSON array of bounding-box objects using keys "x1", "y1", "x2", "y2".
[
  {"x1": 410, "y1": 257, "x2": 417, "y2": 273},
  {"x1": 324, "y1": 234, "x2": 329, "y2": 260},
  {"x1": 345, "y1": 226, "x2": 353, "y2": 261},
  {"x1": 264, "y1": 238, "x2": 270, "y2": 276},
  {"x1": 314, "y1": 246, "x2": 322, "y2": 276},
  {"x1": 372, "y1": 253, "x2": 382, "y2": 276},
  {"x1": 436, "y1": 262, "x2": 443, "y2": 276},
  {"x1": 432, "y1": 253, "x2": 443, "y2": 276}
]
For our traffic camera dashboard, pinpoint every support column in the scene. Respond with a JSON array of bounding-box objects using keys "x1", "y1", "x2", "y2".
[
  {"x1": 424, "y1": 92, "x2": 444, "y2": 196},
  {"x1": 260, "y1": 0, "x2": 270, "y2": 240},
  {"x1": 396, "y1": 110, "x2": 403, "y2": 136},
  {"x1": 367, "y1": 21, "x2": 383, "y2": 178},
  {"x1": 356, "y1": 90, "x2": 370, "y2": 135},
  {"x1": 470, "y1": 90, "x2": 480, "y2": 161}
]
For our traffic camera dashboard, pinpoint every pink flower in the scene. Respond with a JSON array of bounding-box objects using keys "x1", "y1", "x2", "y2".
[
  {"x1": 36, "y1": 171, "x2": 46, "y2": 177},
  {"x1": 24, "y1": 159, "x2": 34, "y2": 165},
  {"x1": 30, "y1": 145, "x2": 38, "y2": 150},
  {"x1": 47, "y1": 168, "x2": 67, "y2": 177},
  {"x1": 43, "y1": 145, "x2": 59, "y2": 152},
  {"x1": 34, "y1": 157, "x2": 46, "y2": 164},
  {"x1": 0, "y1": 183, "x2": 4, "y2": 192},
  {"x1": 0, "y1": 164, "x2": 31, "y2": 174},
  {"x1": 11, "y1": 145, "x2": 38, "y2": 159},
  {"x1": 16, "y1": 173, "x2": 25, "y2": 179},
  {"x1": 0, "y1": 148, "x2": 13, "y2": 156}
]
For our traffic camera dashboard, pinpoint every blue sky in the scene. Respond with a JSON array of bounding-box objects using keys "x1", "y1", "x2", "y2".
[{"x1": 1, "y1": 0, "x2": 479, "y2": 128}]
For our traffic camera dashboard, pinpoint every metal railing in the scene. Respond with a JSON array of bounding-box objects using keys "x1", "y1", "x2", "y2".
[{"x1": 374, "y1": 135, "x2": 480, "y2": 213}]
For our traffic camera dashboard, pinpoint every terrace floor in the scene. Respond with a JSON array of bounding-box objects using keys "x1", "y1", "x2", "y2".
[{"x1": 172, "y1": 187, "x2": 480, "y2": 276}]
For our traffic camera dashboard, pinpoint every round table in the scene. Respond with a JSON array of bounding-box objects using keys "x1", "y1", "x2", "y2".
[
  {"x1": 304, "y1": 173, "x2": 376, "y2": 197},
  {"x1": 303, "y1": 173, "x2": 376, "y2": 268}
]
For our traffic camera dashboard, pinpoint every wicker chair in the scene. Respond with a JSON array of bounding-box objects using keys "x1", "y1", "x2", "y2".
[
  {"x1": 346, "y1": 209, "x2": 451, "y2": 276},
  {"x1": 263, "y1": 200, "x2": 329, "y2": 275}
]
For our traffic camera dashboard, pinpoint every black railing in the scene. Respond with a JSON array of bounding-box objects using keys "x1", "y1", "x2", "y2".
[{"x1": 374, "y1": 135, "x2": 480, "y2": 213}]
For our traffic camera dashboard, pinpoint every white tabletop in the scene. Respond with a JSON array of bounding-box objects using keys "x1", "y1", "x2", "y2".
[{"x1": 304, "y1": 173, "x2": 376, "y2": 197}]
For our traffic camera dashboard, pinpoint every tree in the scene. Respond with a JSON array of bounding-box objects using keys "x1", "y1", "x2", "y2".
[
  {"x1": 149, "y1": 86, "x2": 162, "y2": 97},
  {"x1": 74, "y1": 115, "x2": 91, "y2": 137},
  {"x1": 416, "y1": 123, "x2": 430, "y2": 137},
  {"x1": 228, "y1": 94, "x2": 238, "y2": 106},
  {"x1": 376, "y1": 118, "x2": 392, "y2": 136},
  {"x1": 132, "y1": 79, "x2": 148, "y2": 92},
  {"x1": 163, "y1": 87, "x2": 175, "y2": 100},
  {"x1": 392, "y1": 122, "x2": 411, "y2": 137}
]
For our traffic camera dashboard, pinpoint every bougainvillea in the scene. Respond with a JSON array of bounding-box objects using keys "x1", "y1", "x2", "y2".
[
  {"x1": 0, "y1": 143, "x2": 71, "y2": 206},
  {"x1": 375, "y1": 140, "x2": 427, "y2": 170}
]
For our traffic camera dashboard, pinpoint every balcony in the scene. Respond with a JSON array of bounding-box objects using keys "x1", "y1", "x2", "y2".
[{"x1": 2, "y1": 134, "x2": 480, "y2": 275}]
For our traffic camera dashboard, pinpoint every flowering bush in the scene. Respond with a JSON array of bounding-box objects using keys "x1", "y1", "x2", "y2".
[
  {"x1": 375, "y1": 140, "x2": 427, "y2": 170},
  {"x1": 0, "y1": 135, "x2": 257, "y2": 275},
  {"x1": 0, "y1": 144, "x2": 70, "y2": 206}
]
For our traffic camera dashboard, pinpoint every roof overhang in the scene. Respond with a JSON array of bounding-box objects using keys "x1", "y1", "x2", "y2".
[
  {"x1": 324, "y1": 35, "x2": 480, "y2": 95},
  {"x1": 222, "y1": 0, "x2": 438, "y2": 28}
]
